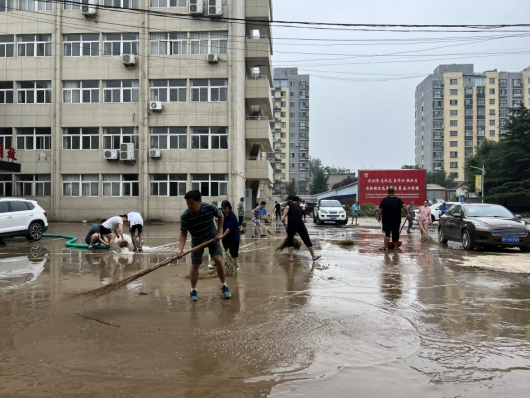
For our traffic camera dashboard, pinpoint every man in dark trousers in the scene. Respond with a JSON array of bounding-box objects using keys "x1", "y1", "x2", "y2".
[
  {"x1": 274, "y1": 201, "x2": 281, "y2": 221},
  {"x1": 377, "y1": 188, "x2": 411, "y2": 250}
]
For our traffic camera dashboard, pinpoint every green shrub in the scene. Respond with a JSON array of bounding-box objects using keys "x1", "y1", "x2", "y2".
[{"x1": 359, "y1": 203, "x2": 378, "y2": 217}]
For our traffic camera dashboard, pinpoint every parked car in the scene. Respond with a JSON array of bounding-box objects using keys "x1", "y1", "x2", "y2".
[
  {"x1": 314, "y1": 199, "x2": 348, "y2": 225},
  {"x1": 415, "y1": 202, "x2": 460, "y2": 223},
  {"x1": 0, "y1": 198, "x2": 48, "y2": 241},
  {"x1": 438, "y1": 203, "x2": 530, "y2": 251}
]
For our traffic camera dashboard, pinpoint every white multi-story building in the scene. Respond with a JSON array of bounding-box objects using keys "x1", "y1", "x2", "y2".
[{"x1": 0, "y1": 0, "x2": 274, "y2": 221}]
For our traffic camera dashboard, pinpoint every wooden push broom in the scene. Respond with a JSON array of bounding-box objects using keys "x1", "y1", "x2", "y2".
[
  {"x1": 70, "y1": 239, "x2": 215, "y2": 299},
  {"x1": 276, "y1": 223, "x2": 302, "y2": 252}
]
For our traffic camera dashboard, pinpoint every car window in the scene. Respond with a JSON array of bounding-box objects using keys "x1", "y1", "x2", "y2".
[
  {"x1": 0, "y1": 202, "x2": 9, "y2": 214},
  {"x1": 10, "y1": 201, "x2": 29, "y2": 212},
  {"x1": 448, "y1": 205, "x2": 461, "y2": 215},
  {"x1": 25, "y1": 202, "x2": 35, "y2": 210}
]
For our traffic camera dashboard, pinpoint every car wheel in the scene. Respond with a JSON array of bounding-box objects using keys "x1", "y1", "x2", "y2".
[
  {"x1": 461, "y1": 230, "x2": 474, "y2": 250},
  {"x1": 338, "y1": 220, "x2": 348, "y2": 226},
  {"x1": 27, "y1": 222, "x2": 44, "y2": 241},
  {"x1": 438, "y1": 227, "x2": 448, "y2": 244},
  {"x1": 520, "y1": 246, "x2": 530, "y2": 253}
]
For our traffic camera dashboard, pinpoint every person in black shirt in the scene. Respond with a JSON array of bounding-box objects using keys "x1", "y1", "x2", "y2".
[
  {"x1": 377, "y1": 188, "x2": 411, "y2": 250},
  {"x1": 282, "y1": 196, "x2": 321, "y2": 262},
  {"x1": 274, "y1": 201, "x2": 281, "y2": 221}
]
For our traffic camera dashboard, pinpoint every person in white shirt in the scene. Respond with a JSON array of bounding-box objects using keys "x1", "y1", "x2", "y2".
[
  {"x1": 121, "y1": 212, "x2": 144, "y2": 251},
  {"x1": 300, "y1": 200, "x2": 308, "y2": 222},
  {"x1": 99, "y1": 216, "x2": 126, "y2": 251}
]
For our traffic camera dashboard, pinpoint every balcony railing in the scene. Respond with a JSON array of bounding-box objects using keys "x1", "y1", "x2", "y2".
[
  {"x1": 246, "y1": 116, "x2": 269, "y2": 121},
  {"x1": 246, "y1": 75, "x2": 269, "y2": 80},
  {"x1": 246, "y1": 35, "x2": 269, "y2": 40}
]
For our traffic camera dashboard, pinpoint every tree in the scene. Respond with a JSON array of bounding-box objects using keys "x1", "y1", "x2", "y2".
[
  {"x1": 426, "y1": 170, "x2": 455, "y2": 189},
  {"x1": 309, "y1": 158, "x2": 329, "y2": 194},
  {"x1": 401, "y1": 164, "x2": 421, "y2": 169},
  {"x1": 324, "y1": 165, "x2": 342, "y2": 175},
  {"x1": 331, "y1": 175, "x2": 355, "y2": 190},
  {"x1": 465, "y1": 104, "x2": 530, "y2": 207},
  {"x1": 285, "y1": 179, "x2": 298, "y2": 199}
]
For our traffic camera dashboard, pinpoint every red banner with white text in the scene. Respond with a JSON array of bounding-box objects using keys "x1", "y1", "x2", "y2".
[{"x1": 358, "y1": 169, "x2": 427, "y2": 206}]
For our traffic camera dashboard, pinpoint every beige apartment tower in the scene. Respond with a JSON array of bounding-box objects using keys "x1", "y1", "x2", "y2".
[
  {"x1": 415, "y1": 65, "x2": 530, "y2": 182},
  {"x1": 0, "y1": 0, "x2": 274, "y2": 221}
]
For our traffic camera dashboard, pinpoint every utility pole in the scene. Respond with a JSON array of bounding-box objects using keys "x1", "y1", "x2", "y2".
[{"x1": 471, "y1": 165, "x2": 486, "y2": 203}]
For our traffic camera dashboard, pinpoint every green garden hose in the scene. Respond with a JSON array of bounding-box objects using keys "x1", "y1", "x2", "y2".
[{"x1": 43, "y1": 234, "x2": 108, "y2": 249}]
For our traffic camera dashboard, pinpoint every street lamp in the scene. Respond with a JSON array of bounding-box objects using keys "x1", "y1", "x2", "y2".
[{"x1": 470, "y1": 165, "x2": 486, "y2": 203}]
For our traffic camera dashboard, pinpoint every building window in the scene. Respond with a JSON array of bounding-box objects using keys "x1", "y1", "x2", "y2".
[
  {"x1": 280, "y1": 132, "x2": 286, "y2": 138},
  {"x1": 450, "y1": 131, "x2": 458, "y2": 136},
  {"x1": 280, "y1": 122, "x2": 286, "y2": 128},
  {"x1": 149, "y1": 127, "x2": 187, "y2": 149},
  {"x1": 450, "y1": 79, "x2": 458, "y2": 85},
  {"x1": 489, "y1": 78, "x2": 496, "y2": 84},
  {"x1": 149, "y1": 79, "x2": 186, "y2": 102},
  {"x1": 17, "y1": 35, "x2": 51, "y2": 57},
  {"x1": 149, "y1": 32, "x2": 187, "y2": 55},
  {"x1": 450, "y1": 151, "x2": 458, "y2": 158},
  {"x1": 63, "y1": 34, "x2": 99, "y2": 56},
  {"x1": 499, "y1": 89, "x2": 507, "y2": 96},
  {"x1": 489, "y1": 88, "x2": 495, "y2": 95},
  {"x1": 103, "y1": 0, "x2": 139, "y2": 9},
  {"x1": 489, "y1": 120, "x2": 495, "y2": 126},
  {"x1": 489, "y1": 109, "x2": 495, "y2": 115},
  {"x1": 513, "y1": 89, "x2": 522, "y2": 96},
  {"x1": 190, "y1": 79, "x2": 227, "y2": 102},
  {"x1": 0, "y1": 82, "x2": 13, "y2": 103},
  {"x1": 512, "y1": 99, "x2": 522, "y2": 106},
  {"x1": 489, "y1": 130, "x2": 495, "y2": 137},
  {"x1": 433, "y1": 100, "x2": 442, "y2": 108},
  {"x1": 281, "y1": 111, "x2": 286, "y2": 117},
  {"x1": 449, "y1": 100, "x2": 458, "y2": 106},
  {"x1": 16, "y1": 174, "x2": 51, "y2": 196},
  {"x1": 465, "y1": 99, "x2": 473, "y2": 105},
  {"x1": 499, "y1": 109, "x2": 507, "y2": 117},
  {"x1": 450, "y1": 110, "x2": 457, "y2": 116},
  {"x1": 477, "y1": 119, "x2": 485, "y2": 126},
  {"x1": 190, "y1": 31, "x2": 228, "y2": 54},
  {"x1": 450, "y1": 120, "x2": 458, "y2": 126},
  {"x1": 299, "y1": 121, "x2": 307, "y2": 129},
  {"x1": 103, "y1": 80, "x2": 139, "y2": 103},
  {"x1": 465, "y1": 150, "x2": 473, "y2": 157},
  {"x1": 476, "y1": 88, "x2": 484, "y2": 95},
  {"x1": 103, "y1": 33, "x2": 139, "y2": 56},
  {"x1": 191, "y1": 127, "x2": 228, "y2": 149},
  {"x1": 449, "y1": 89, "x2": 458, "y2": 95},
  {"x1": 450, "y1": 141, "x2": 458, "y2": 147},
  {"x1": 63, "y1": 81, "x2": 99, "y2": 103},
  {"x1": 0, "y1": 35, "x2": 14, "y2": 57},
  {"x1": 512, "y1": 79, "x2": 522, "y2": 87},
  {"x1": 63, "y1": 0, "x2": 82, "y2": 8},
  {"x1": 477, "y1": 99, "x2": 485, "y2": 105},
  {"x1": 489, "y1": 98, "x2": 495, "y2": 105},
  {"x1": 0, "y1": 128, "x2": 13, "y2": 148},
  {"x1": 299, "y1": 81, "x2": 307, "y2": 89},
  {"x1": 0, "y1": 174, "x2": 12, "y2": 196},
  {"x1": 62, "y1": 127, "x2": 99, "y2": 150},
  {"x1": 150, "y1": 0, "x2": 186, "y2": 7},
  {"x1": 500, "y1": 99, "x2": 507, "y2": 108},
  {"x1": 433, "y1": 120, "x2": 443, "y2": 128},
  {"x1": 16, "y1": 128, "x2": 51, "y2": 150},
  {"x1": 63, "y1": 174, "x2": 98, "y2": 197},
  {"x1": 449, "y1": 172, "x2": 458, "y2": 179},
  {"x1": 103, "y1": 127, "x2": 139, "y2": 149},
  {"x1": 477, "y1": 109, "x2": 485, "y2": 116},
  {"x1": 450, "y1": 162, "x2": 458, "y2": 168},
  {"x1": 150, "y1": 174, "x2": 187, "y2": 196},
  {"x1": 0, "y1": 0, "x2": 14, "y2": 11},
  {"x1": 280, "y1": 91, "x2": 286, "y2": 97},
  {"x1": 290, "y1": 101, "x2": 295, "y2": 108},
  {"x1": 102, "y1": 174, "x2": 139, "y2": 196},
  {"x1": 19, "y1": 0, "x2": 51, "y2": 10},
  {"x1": 17, "y1": 81, "x2": 52, "y2": 104},
  {"x1": 191, "y1": 174, "x2": 228, "y2": 196}
]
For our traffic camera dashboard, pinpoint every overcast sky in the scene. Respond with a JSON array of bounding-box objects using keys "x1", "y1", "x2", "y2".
[{"x1": 272, "y1": 0, "x2": 530, "y2": 171}]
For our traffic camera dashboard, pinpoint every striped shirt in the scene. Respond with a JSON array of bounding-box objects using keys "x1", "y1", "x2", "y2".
[{"x1": 180, "y1": 202, "x2": 221, "y2": 246}]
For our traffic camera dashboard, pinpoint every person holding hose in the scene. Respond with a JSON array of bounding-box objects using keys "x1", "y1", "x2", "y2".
[{"x1": 282, "y1": 196, "x2": 321, "y2": 263}]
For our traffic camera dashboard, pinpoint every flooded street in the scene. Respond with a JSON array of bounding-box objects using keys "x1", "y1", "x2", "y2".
[{"x1": 0, "y1": 220, "x2": 529, "y2": 397}]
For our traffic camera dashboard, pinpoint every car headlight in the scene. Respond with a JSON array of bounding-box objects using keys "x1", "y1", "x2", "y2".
[
  {"x1": 526, "y1": 224, "x2": 530, "y2": 231},
  {"x1": 471, "y1": 221, "x2": 491, "y2": 231},
  {"x1": 320, "y1": 210, "x2": 328, "y2": 214}
]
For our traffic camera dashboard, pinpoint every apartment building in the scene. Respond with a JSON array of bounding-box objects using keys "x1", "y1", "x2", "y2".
[
  {"x1": 415, "y1": 64, "x2": 530, "y2": 182},
  {"x1": 272, "y1": 67, "x2": 310, "y2": 196},
  {"x1": 0, "y1": 0, "x2": 275, "y2": 221}
]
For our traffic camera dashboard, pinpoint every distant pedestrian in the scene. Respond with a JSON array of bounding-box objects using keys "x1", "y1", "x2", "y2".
[
  {"x1": 282, "y1": 196, "x2": 321, "y2": 263},
  {"x1": 351, "y1": 201, "x2": 361, "y2": 225},
  {"x1": 406, "y1": 201, "x2": 415, "y2": 233},
  {"x1": 418, "y1": 200, "x2": 432, "y2": 237},
  {"x1": 121, "y1": 211, "x2": 143, "y2": 251},
  {"x1": 237, "y1": 197, "x2": 245, "y2": 226},
  {"x1": 220, "y1": 200, "x2": 240, "y2": 269},
  {"x1": 274, "y1": 201, "x2": 281, "y2": 220},
  {"x1": 377, "y1": 188, "x2": 411, "y2": 250},
  {"x1": 176, "y1": 190, "x2": 231, "y2": 301},
  {"x1": 252, "y1": 201, "x2": 266, "y2": 238},
  {"x1": 300, "y1": 200, "x2": 308, "y2": 222}
]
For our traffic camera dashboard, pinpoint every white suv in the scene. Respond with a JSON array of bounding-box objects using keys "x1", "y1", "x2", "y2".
[
  {"x1": 314, "y1": 199, "x2": 348, "y2": 225},
  {"x1": 0, "y1": 198, "x2": 48, "y2": 241}
]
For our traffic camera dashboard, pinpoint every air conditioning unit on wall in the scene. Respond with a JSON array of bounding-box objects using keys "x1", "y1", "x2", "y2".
[
  {"x1": 81, "y1": 0, "x2": 97, "y2": 17},
  {"x1": 208, "y1": 0, "x2": 222, "y2": 16},
  {"x1": 104, "y1": 149, "x2": 118, "y2": 160},
  {"x1": 207, "y1": 53, "x2": 219, "y2": 64},
  {"x1": 189, "y1": 0, "x2": 203, "y2": 15},
  {"x1": 150, "y1": 101, "x2": 163, "y2": 112},
  {"x1": 149, "y1": 149, "x2": 161, "y2": 158},
  {"x1": 122, "y1": 54, "x2": 136, "y2": 67},
  {"x1": 120, "y1": 143, "x2": 135, "y2": 161}
]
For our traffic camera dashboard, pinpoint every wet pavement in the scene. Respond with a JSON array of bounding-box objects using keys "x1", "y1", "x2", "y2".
[{"x1": 0, "y1": 220, "x2": 529, "y2": 397}]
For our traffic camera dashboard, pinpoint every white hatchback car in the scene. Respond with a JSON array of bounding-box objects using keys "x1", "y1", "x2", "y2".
[{"x1": 0, "y1": 198, "x2": 49, "y2": 241}]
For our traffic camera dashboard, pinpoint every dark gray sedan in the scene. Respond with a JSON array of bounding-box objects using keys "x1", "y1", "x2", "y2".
[{"x1": 438, "y1": 203, "x2": 530, "y2": 252}]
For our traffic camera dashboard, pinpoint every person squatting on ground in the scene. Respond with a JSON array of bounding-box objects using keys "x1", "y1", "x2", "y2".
[
  {"x1": 418, "y1": 200, "x2": 432, "y2": 237},
  {"x1": 407, "y1": 201, "x2": 415, "y2": 234},
  {"x1": 377, "y1": 188, "x2": 411, "y2": 250},
  {"x1": 252, "y1": 201, "x2": 266, "y2": 238},
  {"x1": 122, "y1": 211, "x2": 144, "y2": 251},
  {"x1": 220, "y1": 200, "x2": 240, "y2": 269},
  {"x1": 97, "y1": 216, "x2": 126, "y2": 251},
  {"x1": 351, "y1": 201, "x2": 361, "y2": 225},
  {"x1": 274, "y1": 201, "x2": 282, "y2": 221},
  {"x1": 177, "y1": 190, "x2": 231, "y2": 301},
  {"x1": 282, "y1": 196, "x2": 321, "y2": 263},
  {"x1": 87, "y1": 219, "x2": 109, "y2": 249},
  {"x1": 237, "y1": 197, "x2": 245, "y2": 226}
]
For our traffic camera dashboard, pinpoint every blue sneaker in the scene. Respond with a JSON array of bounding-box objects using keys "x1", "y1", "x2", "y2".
[
  {"x1": 189, "y1": 290, "x2": 198, "y2": 301},
  {"x1": 221, "y1": 285, "x2": 231, "y2": 299}
]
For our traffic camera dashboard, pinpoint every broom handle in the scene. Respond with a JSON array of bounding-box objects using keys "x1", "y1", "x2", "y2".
[
  {"x1": 179, "y1": 238, "x2": 216, "y2": 258},
  {"x1": 399, "y1": 216, "x2": 409, "y2": 235}
]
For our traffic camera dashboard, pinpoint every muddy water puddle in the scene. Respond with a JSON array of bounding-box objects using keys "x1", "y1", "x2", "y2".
[{"x1": 0, "y1": 222, "x2": 529, "y2": 397}]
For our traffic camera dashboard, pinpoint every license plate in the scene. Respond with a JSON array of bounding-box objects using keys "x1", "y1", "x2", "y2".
[
  {"x1": 502, "y1": 237, "x2": 520, "y2": 243},
  {"x1": 330, "y1": 217, "x2": 337, "y2": 220}
]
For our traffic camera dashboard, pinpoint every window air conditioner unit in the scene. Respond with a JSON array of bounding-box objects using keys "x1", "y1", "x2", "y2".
[
  {"x1": 207, "y1": 53, "x2": 219, "y2": 64},
  {"x1": 122, "y1": 54, "x2": 136, "y2": 67},
  {"x1": 104, "y1": 149, "x2": 118, "y2": 160},
  {"x1": 81, "y1": 0, "x2": 97, "y2": 17},
  {"x1": 120, "y1": 143, "x2": 135, "y2": 161},
  {"x1": 150, "y1": 101, "x2": 163, "y2": 112},
  {"x1": 149, "y1": 149, "x2": 161, "y2": 158},
  {"x1": 208, "y1": 0, "x2": 222, "y2": 16},
  {"x1": 189, "y1": 0, "x2": 203, "y2": 15}
]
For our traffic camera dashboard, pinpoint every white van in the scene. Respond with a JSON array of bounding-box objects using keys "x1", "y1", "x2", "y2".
[
  {"x1": 314, "y1": 200, "x2": 348, "y2": 225},
  {"x1": 0, "y1": 198, "x2": 49, "y2": 241}
]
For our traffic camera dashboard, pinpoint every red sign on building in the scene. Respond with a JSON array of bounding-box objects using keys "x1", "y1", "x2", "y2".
[{"x1": 358, "y1": 169, "x2": 427, "y2": 206}]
